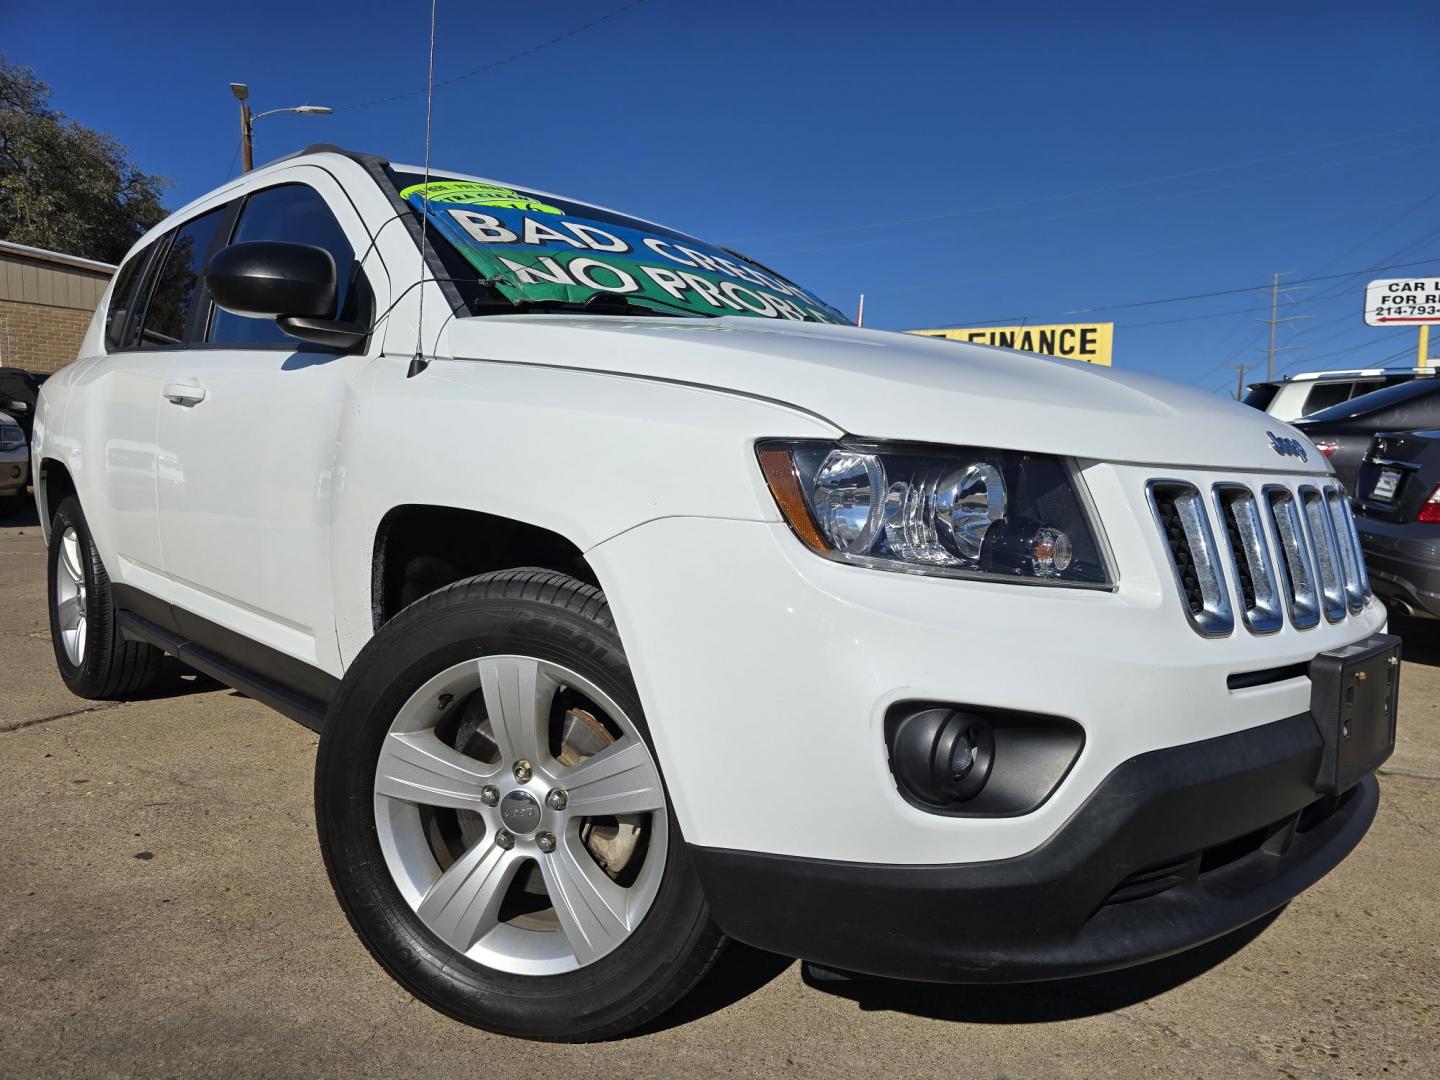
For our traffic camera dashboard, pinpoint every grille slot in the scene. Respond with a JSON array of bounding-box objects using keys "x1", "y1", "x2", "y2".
[
  {"x1": 1326, "y1": 487, "x2": 1369, "y2": 611},
  {"x1": 1301, "y1": 486, "x2": 1348, "y2": 622},
  {"x1": 1263, "y1": 486, "x2": 1322, "y2": 630},
  {"x1": 1213, "y1": 485, "x2": 1283, "y2": 634},
  {"x1": 1147, "y1": 481, "x2": 1233, "y2": 636}
]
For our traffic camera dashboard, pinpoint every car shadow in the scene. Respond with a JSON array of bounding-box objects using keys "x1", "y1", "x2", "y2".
[
  {"x1": 126, "y1": 656, "x2": 228, "y2": 700},
  {"x1": 797, "y1": 909, "x2": 1282, "y2": 1024},
  {"x1": 0, "y1": 491, "x2": 41, "y2": 529},
  {"x1": 629, "y1": 942, "x2": 797, "y2": 1037}
]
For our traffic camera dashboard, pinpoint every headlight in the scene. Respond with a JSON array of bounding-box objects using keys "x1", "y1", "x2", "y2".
[
  {"x1": 0, "y1": 423, "x2": 24, "y2": 452},
  {"x1": 756, "y1": 439, "x2": 1112, "y2": 587}
]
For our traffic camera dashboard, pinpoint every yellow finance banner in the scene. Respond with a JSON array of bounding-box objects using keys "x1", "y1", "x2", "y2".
[{"x1": 908, "y1": 323, "x2": 1114, "y2": 365}]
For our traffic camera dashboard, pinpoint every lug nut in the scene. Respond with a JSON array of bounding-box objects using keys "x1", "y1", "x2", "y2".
[
  {"x1": 545, "y1": 788, "x2": 568, "y2": 811},
  {"x1": 536, "y1": 831, "x2": 557, "y2": 853},
  {"x1": 480, "y1": 785, "x2": 499, "y2": 806},
  {"x1": 513, "y1": 759, "x2": 533, "y2": 783},
  {"x1": 495, "y1": 829, "x2": 515, "y2": 850}
]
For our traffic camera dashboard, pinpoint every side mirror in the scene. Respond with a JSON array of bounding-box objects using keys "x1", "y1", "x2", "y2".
[{"x1": 205, "y1": 242, "x2": 366, "y2": 349}]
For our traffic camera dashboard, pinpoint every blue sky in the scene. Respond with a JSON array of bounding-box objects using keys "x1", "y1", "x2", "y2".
[{"x1": 5, "y1": 0, "x2": 1438, "y2": 393}]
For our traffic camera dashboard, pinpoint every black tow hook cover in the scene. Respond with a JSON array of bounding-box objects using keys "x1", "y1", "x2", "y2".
[{"x1": 890, "y1": 707, "x2": 996, "y2": 808}]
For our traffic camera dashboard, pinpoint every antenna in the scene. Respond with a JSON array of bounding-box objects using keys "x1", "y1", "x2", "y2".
[{"x1": 407, "y1": 0, "x2": 440, "y2": 378}]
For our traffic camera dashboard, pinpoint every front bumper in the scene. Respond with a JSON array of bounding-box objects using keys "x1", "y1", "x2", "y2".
[
  {"x1": 690, "y1": 712, "x2": 1381, "y2": 982},
  {"x1": 1357, "y1": 516, "x2": 1440, "y2": 619},
  {"x1": 0, "y1": 451, "x2": 29, "y2": 496}
]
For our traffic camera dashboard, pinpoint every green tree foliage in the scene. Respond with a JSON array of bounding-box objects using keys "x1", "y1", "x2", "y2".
[{"x1": 0, "y1": 55, "x2": 168, "y2": 264}]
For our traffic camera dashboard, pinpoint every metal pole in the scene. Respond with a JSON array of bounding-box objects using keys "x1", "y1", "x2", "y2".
[
  {"x1": 1421, "y1": 325, "x2": 1432, "y2": 372},
  {"x1": 1234, "y1": 363, "x2": 1247, "y2": 401},
  {"x1": 1266, "y1": 272, "x2": 1279, "y2": 381},
  {"x1": 241, "y1": 101, "x2": 254, "y2": 173}
]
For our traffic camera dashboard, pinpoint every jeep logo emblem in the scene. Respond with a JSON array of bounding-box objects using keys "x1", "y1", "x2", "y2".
[
  {"x1": 1267, "y1": 431, "x2": 1308, "y2": 463},
  {"x1": 500, "y1": 790, "x2": 542, "y2": 834}
]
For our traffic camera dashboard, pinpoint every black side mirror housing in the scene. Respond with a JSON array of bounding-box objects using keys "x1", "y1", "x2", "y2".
[{"x1": 205, "y1": 242, "x2": 366, "y2": 350}]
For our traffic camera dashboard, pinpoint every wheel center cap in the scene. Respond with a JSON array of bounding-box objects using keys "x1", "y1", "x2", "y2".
[{"x1": 499, "y1": 790, "x2": 542, "y2": 835}]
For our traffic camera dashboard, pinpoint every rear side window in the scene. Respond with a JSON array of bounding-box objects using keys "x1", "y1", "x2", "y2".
[
  {"x1": 104, "y1": 249, "x2": 150, "y2": 351},
  {"x1": 208, "y1": 184, "x2": 357, "y2": 347},
  {"x1": 137, "y1": 207, "x2": 230, "y2": 348},
  {"x1": 1300, "y1": 382, "x2": 1358, "y2": 416}
]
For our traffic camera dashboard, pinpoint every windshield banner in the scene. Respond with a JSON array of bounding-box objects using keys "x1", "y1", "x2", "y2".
[{"x1": 402, "y1": 181, "x2": 848, "y2": 323}]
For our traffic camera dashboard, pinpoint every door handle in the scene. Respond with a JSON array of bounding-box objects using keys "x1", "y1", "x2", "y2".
[{"x1": 163, "y1": 383, "x2": 207, "y2": 406}]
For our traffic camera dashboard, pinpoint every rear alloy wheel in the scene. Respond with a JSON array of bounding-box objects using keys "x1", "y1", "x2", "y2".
[
  {"x1": 316, "y1": 569, "x2": 725, "y2": 1041},
  {"x1": 46, "y1": 495, "x2": 163, "y2": 698}
]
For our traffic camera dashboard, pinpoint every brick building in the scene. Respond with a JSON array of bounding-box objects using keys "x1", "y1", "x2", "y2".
[{"x1": 0, "y1": 240, "x2": 114, "y2": 375}]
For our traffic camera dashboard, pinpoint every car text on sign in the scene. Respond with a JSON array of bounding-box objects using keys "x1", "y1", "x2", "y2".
[{"x1": 1365, "y1": 278, "x2": 1440, "y2": 326}]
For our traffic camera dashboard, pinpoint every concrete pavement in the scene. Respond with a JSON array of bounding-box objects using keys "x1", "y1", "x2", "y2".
[{"x1": 2, "y1": 501, "x2": 1437, "y2": 1078}]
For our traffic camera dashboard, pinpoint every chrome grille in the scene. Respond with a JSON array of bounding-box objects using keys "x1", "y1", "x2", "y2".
[{"x1": 1149, "y1": 478, "x2": 1371, "y2": 636}]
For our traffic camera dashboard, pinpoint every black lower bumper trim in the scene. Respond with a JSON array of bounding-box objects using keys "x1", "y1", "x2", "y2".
[{"x1": 690, "y1": 712, "x2": 1382, "y2": 983}]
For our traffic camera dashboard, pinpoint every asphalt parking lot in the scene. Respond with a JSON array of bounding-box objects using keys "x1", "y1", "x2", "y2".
[{"x1": 1, "y1": 502, "x2": 1438, "y2": 1079}]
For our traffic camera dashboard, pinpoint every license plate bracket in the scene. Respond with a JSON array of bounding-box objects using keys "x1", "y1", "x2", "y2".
[
  {"x1": 1309, "y1": 633, "x2": 1400, "y2": 794},
  {"x1": 1371, "y1": 467, "x2": 1401, "y2": 502}
]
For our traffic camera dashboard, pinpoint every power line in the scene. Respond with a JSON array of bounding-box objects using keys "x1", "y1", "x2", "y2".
[
  {"x1": 918, "y1": 257, "x2": 1440, "y2": 330},
  {"x1": 335, "y1": 0, "x2": 650, "y2": 112},
  {"x1": 756, "y1": 137, "x2": 1440, "y2": 258},
  {"x1": 730, "y1": 120, "x2": 1440, "y2": 245},
  {"x1": 1116, "y1": 304, "x2": 1273, "y2": 329}
]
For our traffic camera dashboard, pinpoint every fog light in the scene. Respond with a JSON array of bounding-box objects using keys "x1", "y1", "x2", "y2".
[{"x1": 889, "y1": 707, "x2": 995, "y2": 808}]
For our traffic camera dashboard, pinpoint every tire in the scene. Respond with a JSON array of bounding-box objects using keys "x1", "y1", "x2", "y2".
[
  {"x1": 315, "y1": 568, "x2": 726, "y2": 1041},
  {"x1": 47, "y1": 495, "x2": 164, "y2": 698}
]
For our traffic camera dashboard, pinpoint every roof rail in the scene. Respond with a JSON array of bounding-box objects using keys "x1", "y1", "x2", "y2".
[{"x1": 255, "y1": 144, "x2": 392, "y2": 170}]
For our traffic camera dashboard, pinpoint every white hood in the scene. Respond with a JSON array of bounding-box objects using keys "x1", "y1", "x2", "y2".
[{"x1": 444, "y1": 315, "x2": 1326, "y2": 473}]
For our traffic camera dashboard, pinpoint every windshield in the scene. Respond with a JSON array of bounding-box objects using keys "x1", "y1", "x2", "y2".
[{"x1": 391, "y1": 171, "x2": 848, "y2": 324}]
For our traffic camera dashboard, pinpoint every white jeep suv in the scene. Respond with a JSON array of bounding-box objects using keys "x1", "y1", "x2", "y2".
[{"x1": 32, "y1": 147, "x2": 1399, "y2": 1041}]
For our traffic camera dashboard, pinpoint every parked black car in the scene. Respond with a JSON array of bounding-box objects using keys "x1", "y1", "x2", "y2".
[
  {"x1": 1293, "y1": 377, "x2": 1440, "y2": 493},
  {"x1": 1352, "y1": 428, "x2": 1440, "y2": 619},
  {"x1": 0, "y1": 367, "x2": 47, "y2": 442}
]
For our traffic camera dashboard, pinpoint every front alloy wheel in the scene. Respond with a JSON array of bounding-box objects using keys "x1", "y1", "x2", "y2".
[
  {"x1": 316, "y1": 569, "x2": 724, "y2": 1041},
  {"x1": 373, "y1": 654, "x2": 668, "y2": 974}
]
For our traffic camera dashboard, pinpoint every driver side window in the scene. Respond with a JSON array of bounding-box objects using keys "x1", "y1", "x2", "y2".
[{"x1": 207, "y1": 184, "x2": 358, "y2": 347}]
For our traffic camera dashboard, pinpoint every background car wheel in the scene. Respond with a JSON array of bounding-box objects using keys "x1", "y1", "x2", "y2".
[
  {"x1": 46, "y1": 495, "x2": 164, "y2": 698},
  {"x1": 315, "y1": 568, "x2": 726, "y2": 1042}
]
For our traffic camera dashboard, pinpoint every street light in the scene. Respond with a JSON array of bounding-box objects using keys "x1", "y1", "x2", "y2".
[{"x1": 230, "y1": 83, "x2": 333, "y2": 173}]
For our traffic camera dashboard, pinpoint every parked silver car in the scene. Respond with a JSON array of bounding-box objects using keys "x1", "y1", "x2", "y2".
[{"x1": 0, "y1": 409, "x2": 31, "y2": 514}]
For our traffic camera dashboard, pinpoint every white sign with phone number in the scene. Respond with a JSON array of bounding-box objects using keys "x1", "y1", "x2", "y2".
[{"x1": 1365, "y1": 277, "x2": 1440, "y2": 326}]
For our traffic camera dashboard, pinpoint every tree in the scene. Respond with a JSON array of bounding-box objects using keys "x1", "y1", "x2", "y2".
[{"x1": 0, "y1": 56, "x2": 168, "y2": 264}]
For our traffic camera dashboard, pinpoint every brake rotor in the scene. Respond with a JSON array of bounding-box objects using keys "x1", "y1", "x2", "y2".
[{"x1": 560, "y1": 706, "x2": 643, "y2": 882}]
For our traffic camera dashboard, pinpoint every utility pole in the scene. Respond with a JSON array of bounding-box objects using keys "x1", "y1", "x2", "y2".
[
  {"x1": 856, "y1": 293, "x2": 865, "y2": 327},
  {"x1": 1233, "y1": 362, "x2": 1249, "y2": 401},
  {"x1": 230, "y1": 83, "x2": 253, "y2": 172},
  {"x1": 1257, "y1": 272, "x2": 1314, "y2": 380}
]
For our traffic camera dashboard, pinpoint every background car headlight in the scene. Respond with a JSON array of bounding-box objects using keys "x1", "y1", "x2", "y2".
[
  {"x1": 0, "y1": 423, "x2": 25, "y2": 452},
  {"x1": 757, "y1": 439, "x2": 1112, "y2": 586}
]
